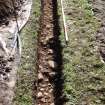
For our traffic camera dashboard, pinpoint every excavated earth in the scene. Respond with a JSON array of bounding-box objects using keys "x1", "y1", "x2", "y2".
[
  {"x1": 90, "y1": 0, "x2": 105, "y2": 62},
  {"x1": 0, "y1": 55, "x2": 18, "y2": 105},
  {"x1": 36, "y1": 0, "x2": 63, "y2": 105},
  {"x1": 37, "y1": 0, "x2": 55, "y2": 104},
  {"x1": 0, "y1": 0, "x2": 23, "y2": 25},
  {"x1": 0, "y1": 0, "x2": 22, "y2": 103},
  {"x1": 0, "y1": 0, "x2": 32, "y2": 105}
]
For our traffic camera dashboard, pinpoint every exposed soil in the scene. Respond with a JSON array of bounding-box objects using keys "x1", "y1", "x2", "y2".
[
  {"x1": 36, "y1": 0, "x2": 64, "y2": 105},
  {"x1": 0, "y1": 0, "x2": 32, "y2": 105},
  {"x1": 90, "y1": 0, "x2": 105, "y2": 62},
  {"x1": 0, "y1": 0, "x2": 23, "y2": 25},
  {"x1": 0, "y1": 54, "x2": 19, "y2": 105}
]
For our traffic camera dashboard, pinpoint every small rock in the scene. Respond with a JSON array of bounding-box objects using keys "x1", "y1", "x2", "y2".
[
  {"x1": 39, "y1": 65, "x2": 43, "y2": 69},
  {"x1": 41, "y1": 98, "x2": 46, "y2": 103},
  {"x1": 38, "y1": 73, "x2": 44, "y2": 80},
  {"x1": 37, "y1": 92, "x2": 43, "y2": 98},
  {"x1": 41, "y1": 84, "x2": 47, "y2": 88},
  {"x1": 48, "y1": 49, "x2": 53, "y2": 54},
  {"x1": 50, "y1": 103, "x2": 54, "y2": 105},
  {"x1": 48, "y1": 60, "x2": 56, "y2": 68},
  {"x1": 45, "y1": 78, "x2": 49, "y2": 82},
  {"x1": 7, "y1": 80, "x2": 15, "y2": 88},
  {"x1": 46, "y1": 24, "x2": 51, "y2": 29},
  {"x1": 40, "y1": 88, "x2": 44, "y2": 91},
  {"x1": 44, "y1": 92, "x2": 49, "y2": 96},
  {"x1": 49, "y1": 89, "x2": 53, "y2": 93},
  {"x1": 49, "y1": 72, "x2": 56, "y2": 77}
]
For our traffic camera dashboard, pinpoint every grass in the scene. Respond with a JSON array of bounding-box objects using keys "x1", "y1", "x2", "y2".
[
  {"x1": 13, "y1": 0, "x2": 40, "y2": 105},
  {"x1": 58, "y1": 0, "x2": 105, "y2": 105}
]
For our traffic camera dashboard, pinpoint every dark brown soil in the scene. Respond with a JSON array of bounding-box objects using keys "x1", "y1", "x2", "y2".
[
  {"x1": 0, "y1": 56, "x2": 12, "y2": 81},
  {"x1": 0, "y1": 0, "x2": 23, "y2": 25},
  {"x1": 36, "y1": 0, "x2": 64, "y2": 105},
  {"x1": 90, "y1": 0, "x2": 105, "y2": 62},
  {"x1": 0, "y1": 55, "x2": 16, "y2": 105},
  {"x1": 37, "y1": 0, "x2": 55, "y2": 104}
]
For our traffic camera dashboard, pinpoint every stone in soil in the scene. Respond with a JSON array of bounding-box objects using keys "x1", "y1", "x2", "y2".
[
  {"x1": 48, "y1": 60, "x2": 56, "y2": 68},
  {"x1": 44, "y1": 92, "x2": 49, "y2": 96},
  {"x1": 38, "y1": 72, "x2": 44, "y2": 81},
  {"x1": 41, "y1": 98, "x2": 46, "y2": 103},
  {"x1": 38, "y1": 92, "x2": 43, "y2": 98},
  {"x1": 50, "y1": 103, "x2": 54, "y2": 105}
]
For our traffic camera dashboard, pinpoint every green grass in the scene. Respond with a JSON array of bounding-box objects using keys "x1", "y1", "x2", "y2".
[
  {"x1": 59, "y1": 0, "x2": 105, "y2": 105},
  {"x1": 13, "y1": 0, "x2": 40, "y2": 105}
]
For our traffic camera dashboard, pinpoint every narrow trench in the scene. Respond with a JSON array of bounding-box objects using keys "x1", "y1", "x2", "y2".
[{"x1": 36, "y1": 0, "x2": 64, "y2": 105}]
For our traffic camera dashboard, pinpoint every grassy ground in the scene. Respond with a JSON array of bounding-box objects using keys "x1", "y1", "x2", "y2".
[
  {"x1": 13, "y1": 0, "x2": 40, "y2": 105},
  {"x1": 12, "y1": 0, "x2": 105, "y2": 104},
  {"x1": 59, "y1": 0, "x2": 105, "y2": 105}
]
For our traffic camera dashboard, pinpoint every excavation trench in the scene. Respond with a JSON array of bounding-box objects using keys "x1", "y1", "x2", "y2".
[{"x1": 36, "y1": 0, "x2": 64, "y2": 105}]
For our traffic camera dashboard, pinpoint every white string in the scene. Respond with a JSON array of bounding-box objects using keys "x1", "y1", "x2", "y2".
[
  {"x1": 61, "y1": 0, "x2": 69, "y2": 44},
  {"x1": 10, "y1": 0, "x2": 21, "y2": 56}
]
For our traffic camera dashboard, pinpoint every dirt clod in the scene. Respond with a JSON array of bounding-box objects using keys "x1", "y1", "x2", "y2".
[
  {"x1": 41, "y1": 98, "x2": 46, "y2": 103},
  {"x1": 38, "y1": 73, "x2": 44, "y2": 81},
  {"x1": 48, "y1": 60, "x2": 56, "y2": 68},
  {"x1": 50, "y1": 103, "x2": 54, "y2": 105},
  {"x1": 38, "y1": 92, "x2": 43, "y2": 98},
  {"x1": 37, "y1": 0, "x2": 56, "y2": 104}
]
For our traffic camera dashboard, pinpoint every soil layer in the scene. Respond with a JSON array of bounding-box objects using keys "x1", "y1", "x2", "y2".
[{"x1": 36, "y1": 0, "x2": 63, "y2": 105}]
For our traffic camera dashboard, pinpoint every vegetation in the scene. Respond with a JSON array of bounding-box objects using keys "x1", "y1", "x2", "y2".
[
  {"x1": 59, "y1": 0, "x2": 105, "y2": 105},
  {"x1": 13, "y1": 0, "x2": 40, "y2": 105}
]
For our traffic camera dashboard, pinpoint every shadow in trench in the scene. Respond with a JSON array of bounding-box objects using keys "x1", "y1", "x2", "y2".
[{"x1": 48, "y1": 0, "x2": 67, "y2": 105}]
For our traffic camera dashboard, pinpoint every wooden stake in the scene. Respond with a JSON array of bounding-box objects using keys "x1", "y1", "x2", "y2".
[{"x1": 60, "y1": 0, "x2": 69, "y2": 44}]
